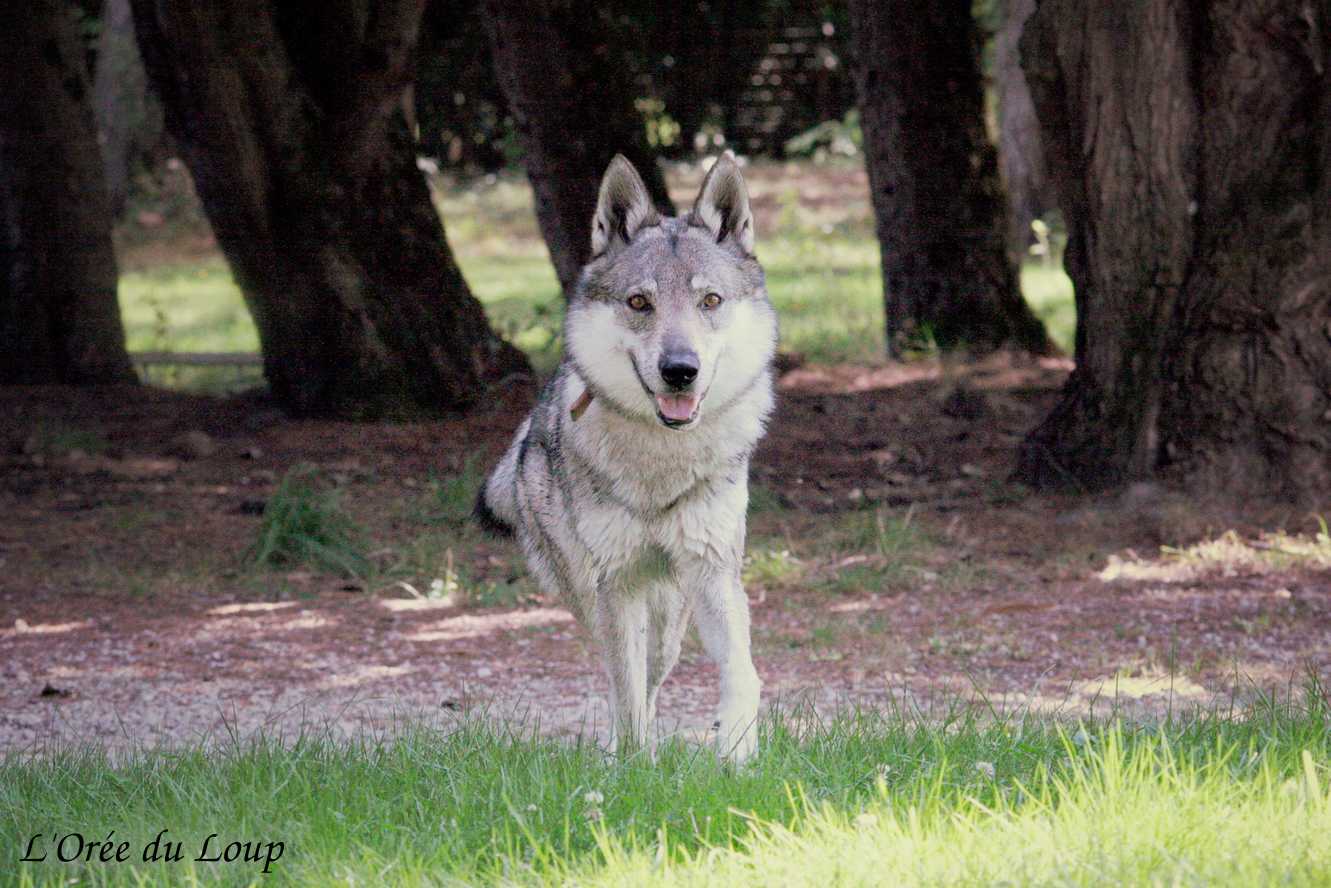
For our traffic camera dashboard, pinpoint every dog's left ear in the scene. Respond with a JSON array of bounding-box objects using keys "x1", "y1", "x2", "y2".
[{"x1": 691, "y1": 151, "x2": 754, "y2": 256}]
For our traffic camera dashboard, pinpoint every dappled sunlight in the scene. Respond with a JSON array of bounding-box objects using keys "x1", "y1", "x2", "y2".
[
  {"x1": 195, "y1": 606, "x2": 335, "y2": 640},
  {"x1": 779, "y1": 361, "x2": 940, "y2": 393},
  {"x1": 1100, "y1": 528, "x2": 1331, "y2": 584},
  {"x1": 277, "y1": 613, "x2": 333, "y2": 631},
  {"x1": 208, "y1": 601, "x2": 299, "y2": 616},
  {"x1": 7, "y1": 619, "x2": 92, "y2": 636},
  {"x1": 406, "y1": 607, "x2": 574, "y2": 643},
  {"x1": 827, "y1": 598, "x2": 890, "y2": 614},
  {"x1": 320, "y1": 663, "x2": 414, "y2": 691},
  {"x1": 379, "y1": 597, "x2": 460, "y2": 614},
  {"x1": 775, "y1": 350, "x2": 1072, "y2": 395},
  {"x1": 1068, "y1": 669, "x2": 1212, "y2": 704},
  {"x1": 45, "y1": 662, "x2": 153, "y2": 681}
]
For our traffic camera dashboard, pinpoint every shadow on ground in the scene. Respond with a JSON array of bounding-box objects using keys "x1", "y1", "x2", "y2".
[{"x1": 3, "y1": 353, "x2": 1328, "y2": 751}]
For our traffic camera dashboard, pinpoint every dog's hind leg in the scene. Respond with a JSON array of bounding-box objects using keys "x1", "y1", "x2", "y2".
[
  {"x1": 596, "y1": 587, "x2": 650, "y2": 757},
  {"x1": 690, "y1": 565, "x2": 761, "y2": 764}
]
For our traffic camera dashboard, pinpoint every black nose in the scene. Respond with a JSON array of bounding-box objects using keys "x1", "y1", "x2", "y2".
[{"x1": 659, "y1": 350, "x2": 699, "y2": 388}]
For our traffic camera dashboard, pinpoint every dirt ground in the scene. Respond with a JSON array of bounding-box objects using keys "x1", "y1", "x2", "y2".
[{"x1": 3, "y1": 355, "x2": 1329, "y2": 753}]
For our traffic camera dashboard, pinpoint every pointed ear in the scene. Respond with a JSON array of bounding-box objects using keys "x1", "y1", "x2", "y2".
[
  {"x1": 591, "y1": 155, "x2": 659, "y2": 257},
  {"x1": 691, "y1": 151, "x2": 754, "y2": 255}
]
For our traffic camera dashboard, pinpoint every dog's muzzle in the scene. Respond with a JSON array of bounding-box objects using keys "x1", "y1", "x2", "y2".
[{"x1": 656, "y1": 349, "x2": 702, "y2": 428}]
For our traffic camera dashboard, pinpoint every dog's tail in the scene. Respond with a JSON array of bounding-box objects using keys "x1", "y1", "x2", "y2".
[
  {"x1": 473, "y1": 480, "x2": 515, "y2": 538},
  {"x1": 472, "y1": 418, "x2": 528, "y2": 539}
]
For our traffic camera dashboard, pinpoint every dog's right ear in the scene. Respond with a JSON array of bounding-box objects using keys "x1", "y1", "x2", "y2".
[{"x1": 591, "y1": 155, "x2": 659, "y2": 257}]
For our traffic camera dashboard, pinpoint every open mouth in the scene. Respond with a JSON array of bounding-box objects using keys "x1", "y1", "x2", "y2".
[{"x1": 654, "y1": 392, "x2": 701, "y2": 428}]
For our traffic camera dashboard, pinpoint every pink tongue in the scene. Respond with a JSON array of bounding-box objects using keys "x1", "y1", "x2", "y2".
[{"x1": 656, "y1": 393, "x2": 699, "y2": 421}]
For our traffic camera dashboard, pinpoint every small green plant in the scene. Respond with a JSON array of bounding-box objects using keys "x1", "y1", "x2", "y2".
[
  {"x1": 420, "y1": 457, "x2": 488, "y2": 528},
  {"x1": 24, "y1": 424, "x2": 109, "y2": 456},
  {"x1": 743, "y1": 546, "x2": 803, "y2": 590},
  {"x1": 818, "y1": 561, "x2": 894, "y2": 597},
  {"x1": 809, "y1": 623, "x2": 841, "y2": 648},
  {"x1": 816, "y1": 507, "x2": 939, "y2": 595},
  {"x1": 466, "y1": 574, "x2": 529, "y2": 608},
  {"x1": 896, "y1": 321, "x2": 941, "y2": 359},
  {"x1": 384, "y1": 537, "x2": 532, "y2": 608},
  {"x1": 247, "y1": 466, "x2": 370, "y2": 579},
  {"x1": 747, "y1": 483, "x2": 788, "y2": 515},
  {"x1": 836, "y1": 506, "x2": 925, "y2": 559}
]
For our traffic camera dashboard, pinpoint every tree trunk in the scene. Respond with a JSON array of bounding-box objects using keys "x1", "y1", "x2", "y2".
[
  {"x1": 994, "y1": 0, "x2": 1052, "y2": 262},
  {"x1": 93, "y1": 0, "x2": 163, "y2": 216},
  {"x1": 1016, "y1": 0, "x2": 1331, "y2": 499},
  {"x1": 0, "y1": 0, "x2": 136, "y2": 385},
  {"x1": 130, "y1": 0, "x2": 528, "y2": 417},
  {"x1": 481, "y1": 0, "x2": 673, "y2": 296},
  {"x1": 848, "y1": 0, "x2": 1051, "y2": 357}
]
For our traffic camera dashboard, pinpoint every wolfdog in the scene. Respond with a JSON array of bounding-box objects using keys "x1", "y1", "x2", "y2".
[{"x1": 476, "y1": 152, "x2": 777, "y2": 762}]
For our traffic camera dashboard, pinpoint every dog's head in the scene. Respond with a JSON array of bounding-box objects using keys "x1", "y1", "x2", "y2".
[{"x1": 566, "y1": 153, "x2": 778, "y2": 430}]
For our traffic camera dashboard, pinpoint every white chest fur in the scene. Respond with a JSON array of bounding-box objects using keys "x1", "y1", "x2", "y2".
[{"x1": 562, "y1": 375, "x2": 769, "y2": 573}]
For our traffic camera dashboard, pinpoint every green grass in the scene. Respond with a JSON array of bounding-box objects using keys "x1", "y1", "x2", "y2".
[
  {"x1": 811, "y1": 506, "x2": 944, "y2": 596},
  {"x1": 417, "y1": 457, "x2": 490, "y2": 529},
  {"x1": 19, "y1": 424, "x2": 110, "y2": 456},
  {"x1": 115, "y1": 167, "x2": 1077, "y2": 387},
  {"x1": 247, "y1": 466, "x2": 371, "y2": 580},
  {"x1": 118, "y1": 259, "x2": 258, "y2": 354},
  {"x1": 1022, "y1": 262, "x2": 1076, "y2": 354},
  {"x1": 4, "y1": 691, "x2": 1329, "y2": 886},
  {"x1": 743, "y1": 545, "x2": 805, "y2": 591}
]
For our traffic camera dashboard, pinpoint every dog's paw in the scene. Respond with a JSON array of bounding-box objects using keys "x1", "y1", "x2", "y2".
[{"x1": 714, "y1": 717, "x2": 758, "y2": 765}]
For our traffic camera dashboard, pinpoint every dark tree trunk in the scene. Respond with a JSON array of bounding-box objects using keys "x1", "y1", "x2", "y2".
[
  {"x1": 994, "y1": 0, "x2": 1052, "y2": 262},
  {"x1": 130, "y1": 0, "x2": 527, "y2": 417},
  {"x1": 482, "y1": 0, "x2": 673, "y2": 296},
  {"x1": 0, "y1": 0, "x2": 136, "y2": 385},
  {"x1": 848, "y1": 0, "x2": 1051, "y2": 357},
  {"x1": 1017, "y1": 0, "x2": 1331, "y2": 499}
]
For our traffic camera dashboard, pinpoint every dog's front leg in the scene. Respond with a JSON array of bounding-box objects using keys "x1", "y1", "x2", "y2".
[
  {"x1": 646, "y1": 580, "x2": 692, "y2": 732},
  {"x1": 595, "y1": 587, "x2": 650, "y2": 757},
  {"x1": 690, "y1": 564, "x2": 761, "y2": 763}
]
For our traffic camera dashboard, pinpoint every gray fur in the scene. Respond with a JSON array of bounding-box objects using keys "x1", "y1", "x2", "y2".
[{"x1": 479, "y1": 153, "x2": 777, "y2": 762}]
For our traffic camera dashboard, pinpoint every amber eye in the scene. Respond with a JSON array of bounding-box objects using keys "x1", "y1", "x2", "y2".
[
  {"x1": 702, "y1": 292, "x2": 723, "y2": 310},
  {"x1": 626, "y1": 294, "x2": 652, "y2": 312}
]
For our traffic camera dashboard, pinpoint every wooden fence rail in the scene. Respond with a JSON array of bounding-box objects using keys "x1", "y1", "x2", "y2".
[{"x1": 130, "y1": 352, "x2": 264, "y2": 389}]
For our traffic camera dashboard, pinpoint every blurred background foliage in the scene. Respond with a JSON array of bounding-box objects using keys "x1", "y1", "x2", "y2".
[{"x1": 416, "y1": 0, "x2": 856, "y2": 172}]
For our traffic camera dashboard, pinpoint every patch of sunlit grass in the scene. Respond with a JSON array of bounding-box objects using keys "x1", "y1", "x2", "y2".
[
  {"x1": 1020, "y1": 262, "x2": 1076, "y2": 354},
  {"x1": 1100, "y1": 520, "x2": 1331, "y2": 583}
]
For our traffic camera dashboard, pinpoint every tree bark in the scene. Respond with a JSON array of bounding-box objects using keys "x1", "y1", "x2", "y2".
[
  {"x1": 994, "y1": 0, "x2": 1052, "y2": 262},
  {"x1": 94, "y1": 0, "x2": 162, "y2": 215},
  {"x1": 1016, "y1": 0, "x2": 1331, "y2": 498},
  {"x1": 481, "y1": 0, "x2": 673, "y2": 296},
  {"x1": 0, "y1": 0, "x2": 136, "y2": 385},
  {"x1": 130, "y1": 0, "x2": 528, "y2": 417},
  {"x1": 849, "y1": 0, "x2": 1051, "y2": 357}
]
